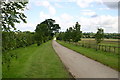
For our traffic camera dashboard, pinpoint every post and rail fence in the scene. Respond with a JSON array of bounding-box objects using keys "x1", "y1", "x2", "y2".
[{"x1": 65, "y1": 41, "x2": 119, "y2": 54}]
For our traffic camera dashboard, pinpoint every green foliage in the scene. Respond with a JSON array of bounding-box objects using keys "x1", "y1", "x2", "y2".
[
  {"x1": 35, "y1": 24, "x2": 49, "y2": 46},
  {"x1": 95, "y1": 28, "x2": 104, "y2": 44},
  {"x1": 2, "y1": 31, "x2": 35, "y2": 52},
  {"x1": 35, "y1": 19, "x2": 60, "y2": 46},
  {"x1": 1, "y1": 0, "x2": 28, "y2": 31},
  {"x1": 72, "y1": 22, "x2": 82, "y2": 42},
  {"x1": 82, "y1": 32, "x2": 95, "y2": 38},
  {"x1": 56, "y1": 32, "x2": 65, "y2": 40},
  {"x1": 57, "y1": 22, "x2": 82, "y2": 42},
  {"x1": 104, "y1": 33, "x2": 120, "y2": 39},
  {"x1": 82, "y1": 32, "x2": 119, "y2": 39}
]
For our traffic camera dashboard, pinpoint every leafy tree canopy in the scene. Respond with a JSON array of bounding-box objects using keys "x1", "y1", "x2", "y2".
[
  {"x1": 35, "y1": 19, "x2": 60, "y2": 46},
  {"x1": 95, "y1": 28, "x2": 104, "y2": 44},
  {"x1": 0, "y1": 0, "x2": 28, "y2": 31},
  {"x1": 57, "y1": 22, "x2": 82, "y2": 42}
]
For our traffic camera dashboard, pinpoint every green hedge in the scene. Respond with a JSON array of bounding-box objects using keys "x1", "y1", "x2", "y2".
[{"x1": 2, "y1": 31, "x2": 35, "y2": 52}]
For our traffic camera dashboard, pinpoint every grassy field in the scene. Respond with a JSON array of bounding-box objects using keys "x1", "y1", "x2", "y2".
[
  {"x1": 57, "y1": 40, "x2": 119, "y2": 71},
  {"x1": 2, "y1": 41, "x2": 71, "y2": 78},
  {"x1": 79, "y1": 38, "x2": 118, "y2": 47}
]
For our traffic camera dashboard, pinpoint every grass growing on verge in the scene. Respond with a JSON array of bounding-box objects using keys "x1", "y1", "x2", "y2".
[
  {"x1": 57, "y1": 40, "x2": 119, "y2": 71},
  {"x1": 3, "y1": 41, "x2": 71, "y2": 78}
]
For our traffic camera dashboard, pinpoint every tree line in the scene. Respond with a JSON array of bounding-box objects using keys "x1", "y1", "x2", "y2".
[
  {"x1": 57, "y1": 22, "x2": 104, "y2": 45},
  {"x1": 1, "y1": 0, "x2": 60, "y2": 52},
  {"x1": 82, "y1": 32, "x2": 119, "y2": 39},
  {"x1": 2, "y1": 18, "x2": 60, "y2": 52},
  {"x1": 56, "y1": 22, "x2": 82, "y2": 42}
]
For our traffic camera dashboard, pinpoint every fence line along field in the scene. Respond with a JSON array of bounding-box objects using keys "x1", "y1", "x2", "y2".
[
  {"x1": 77, "y1": 38, "x2": 119, "y2": 54},
  {"x1": 80, "y1": 38, "x2": 118, "y2": 46}
]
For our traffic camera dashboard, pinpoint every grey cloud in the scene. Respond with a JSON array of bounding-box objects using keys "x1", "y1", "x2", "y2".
[
  {"x1": 91, "y1": 14, "x2": 98, "y2": 18},
  {"x1": 103, "y1": 2, "x2": 118, "y2": 9}
]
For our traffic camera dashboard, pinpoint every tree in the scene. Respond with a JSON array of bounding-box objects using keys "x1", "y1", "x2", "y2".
[
  {"x1": 35, "y1": 24, "x2": 48, "y2": 46},
  {"x1": 35, "y1": 19, "x2": 60, "y2": 46},
  {"x1": 1, "y1": 0, "x2": 28, "y2": 31},
  {"x1": 95, "y1": 28, "x2": 104, "y2": 44},
  {"x1": 41, "y1": 19, "x2": 60, "y2": 36},
  {"x1": 72, "y1": 22, "x2": 82, "y2": 42},
  {"x1": 56, "y1": 22, "x2": 82, "y2": 42},
  {"x1": 52, "y1": 24, "x2": 60, "y2": 33},
  {"x1": 64, "y1": 22, "x2": 82, "y2": 42}
]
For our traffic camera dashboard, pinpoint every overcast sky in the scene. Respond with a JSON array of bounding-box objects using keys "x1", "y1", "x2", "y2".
[{"x1": 16, "y1": 0, "x2": 119, "y2": 33}]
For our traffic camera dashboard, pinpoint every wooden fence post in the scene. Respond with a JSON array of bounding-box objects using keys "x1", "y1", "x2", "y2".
[
  {"x1": 102, "y1": 45, "x2": 104, "y2": 51},
  {"x1": 82, "y1": 43, "x2": 83, "y2": 47},
  {"x1": 109, "y1": 46, "x2": 111, "y2": 52},
  {"x1": 104, "y1": 45, "x2": 107, "y2": 52},
  {"x1": 113, "y1": 47, "x2": 116, "y2": 53},
  {"x1": 98, "y1": 45, "x2": 100, "y2": 50},
  {"x1": 89, "y1": 43, "x2": 91, "y2": 48}
]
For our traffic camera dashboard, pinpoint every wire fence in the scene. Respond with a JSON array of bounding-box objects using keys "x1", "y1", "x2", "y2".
[{"x1": 67, "y1": 42, "x2": 119, "y2": 54}]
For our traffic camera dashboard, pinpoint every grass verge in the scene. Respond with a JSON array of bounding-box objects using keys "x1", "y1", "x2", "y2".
[
  {"x1": 3, "y1": 41, "x2": 71, "y2": 78},
  {"x1": 57, "y1": 40, "x2": 119, "y2": 71}
]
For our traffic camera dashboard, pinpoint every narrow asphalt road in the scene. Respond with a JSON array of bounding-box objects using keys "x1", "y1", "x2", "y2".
[{"x1": 52, "y1": 40, "x2": 118, "y2": 78}]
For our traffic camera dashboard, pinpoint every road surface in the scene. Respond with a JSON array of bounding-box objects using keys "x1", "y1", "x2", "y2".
[{"x1": 52, "y1": 40, "x2": 118, "y2": 78}]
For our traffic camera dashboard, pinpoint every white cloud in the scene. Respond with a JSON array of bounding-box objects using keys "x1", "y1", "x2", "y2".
[
  {"x1": 101, "y1": 0, "x2": 119, "y2": 2},
  {"x1": 16, "y1": 14, "x2": 118, "y2": 33},
  {"x1": 40, "y1": 11, "x2": 74, "y2": 31},
  {"x1": 39, "y1": 11, "x2": 51, "y2": 21},
  {"x1": 35, "y1": 0, "x2": 50, "y2": 7},
  {"x1": 80, "y1": 10, "x2": 97, "y2": 17},
  {"x1": 34, "y1": 0, "x2": 56, "y2": 15},
  {"x1": 15, "y1": 22, "x2": 37, "y2": 32},
  {"x1": 76, "y1": 0, "x2": 91, "y2": 8},
  {"x1": 76, "y1": 0, "x2": 102, "y2": 8},
  {"x1": 80, "y1": 9, "x2": 93, "y2": 12},
  {"x1": 99, "y1": 7, "x2": 110, "y2": 10},
  {"x1": 61, "y1": 13, "x2": 73, "y2": 21},
  {"x1": 78, "y1": 15, "x2": 118, "y2": 33},
  {"x1": 30, "y1": 0, "x2": 102, "y2": 8},
  {"x1": 52, "y1": 13, "x2": 75, "y2": 31},
  {"x1": 38, "y1": 12, "x2": 118, "y2": 33},
  {"x1": 82, "y1": 11, "x2": 97, "y2": 16},
  {"x1": 60, "y1": 13, "x2": 74, "y2": 31},
  {"x1": 54, "y1": 3, "x2": 63, "y2": 8},
  {"x1": 49, "y1": 6, "x2": 56, "y2": 15},
  {"x1": 21, "y1": 0, "x2": 118, "y2": 33}
]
